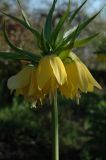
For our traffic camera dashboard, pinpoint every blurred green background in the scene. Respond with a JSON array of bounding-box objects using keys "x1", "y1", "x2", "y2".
[{"x1": 0, "y1": 0, "x2": 106, "y2": 160}]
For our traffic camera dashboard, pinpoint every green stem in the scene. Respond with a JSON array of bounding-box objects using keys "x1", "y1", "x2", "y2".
[{"x1": 52, "y1": 91, "x2": 59, "y2": 160}]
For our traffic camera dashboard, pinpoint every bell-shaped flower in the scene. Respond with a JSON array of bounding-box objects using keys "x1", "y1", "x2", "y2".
[
  {"x1": 7, "y1": 66, "x2": 45, "y2": 102},
  {"x1": 37, "y1": 55, "x2": 67, "y2": 95},
  {"x1": 60, "y1": 52, "x2": 102, "y2": 99}
]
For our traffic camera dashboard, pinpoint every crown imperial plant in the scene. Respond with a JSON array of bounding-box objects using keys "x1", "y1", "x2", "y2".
[{"x1": 0, "y1": 0, "x2": 102, "y2": 160}]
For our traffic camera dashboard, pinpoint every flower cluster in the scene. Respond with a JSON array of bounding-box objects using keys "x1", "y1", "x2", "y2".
[{"x1": 7, "y1": 52, "x2": 101, "y2": 103}]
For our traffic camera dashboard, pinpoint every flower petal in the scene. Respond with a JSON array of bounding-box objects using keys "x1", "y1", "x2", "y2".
[
  {"x1": 50, "y1": 56, "x2": 67, "y2": 85},
  {"x1": 16, "y1": 86, "x2": 29, "y2": 97},
  {"x1": 76, "y1": 62, "x2": 88, "y2": 92},
  {"x1": 28, "y1": 69, "x2": 38, "y2": 96},
  {"x1": 37, "y1": 56, "x2": 53, "y2": 89},
  {"x1": 37, "y1": 55, "x2": 67, "y2": 90},
  {"x1": 7, "y1": 66, "x2": 33, "y2": 89},
  {"x1": 81, "y1": 62, "x2": 102, "y2": 90},
  {"x1": 60, "y1": 81, "x2": 73, "y2": 99},
  {"x1": 87, "y1": 84, "x2": 94, "y2": 92}
]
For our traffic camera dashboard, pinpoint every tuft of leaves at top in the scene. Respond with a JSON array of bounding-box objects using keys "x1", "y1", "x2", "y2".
[{"x1": 0, "y1": 0, "x2": 102, "y2": 62}]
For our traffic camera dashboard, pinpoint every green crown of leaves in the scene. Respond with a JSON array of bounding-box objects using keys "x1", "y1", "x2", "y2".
[{"x1": 0, "y1": 0, "x2": 102, "y2": 64}]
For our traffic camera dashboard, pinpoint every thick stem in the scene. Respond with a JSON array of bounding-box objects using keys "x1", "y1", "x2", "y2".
[{"x1": 52, "y1": 91, "x2": 59, "y2": 160}]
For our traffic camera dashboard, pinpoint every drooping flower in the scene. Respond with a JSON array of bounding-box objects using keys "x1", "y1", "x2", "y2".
[
  {"x1": 7, "y1": 55, "x2": 68, "y2": 103},
  {"x1": 7, "y1": 66, "x2": 45, "y2": 102},
  {"x1": 37, "y1": 55, "x2": 67, "y2": 95},
  {"x1": 60, "y1": 52, "x2": 102, "y2": 100}
]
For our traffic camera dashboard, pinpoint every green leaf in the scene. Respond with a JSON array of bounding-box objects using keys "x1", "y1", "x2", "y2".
[
  {"x1": 40, "y1": 29, "x2": 48, "y2": 54},
  {"x1": 74, "y1": 33, "x2": 99, "y2": 48},
  {"x1": 44, "y1": 0, "x2": 57, "y2": 41},
  {"x1": 54, "y1": 27, "x2": 77, "y2": 52},
  {"x1": 1, "y1": 11, "x2": 40, "y2": 40},
  {"x1": 69, "y1": 0, "x2": 87, "y2": 24},
  {"x1": 67, "y1": 24, "x2": 80, "y2": 48},
  {"x1": 16, "y1": 0, "x2": 31, "y2": 27},
  {"x1": 56, "y1": 33, "x2": 99, "y2": 54},
  {"x1": 76, "y1": 9, "x2": 102, "y2": 36},
  {"x1": 3, "y1": 21, "x2": 41, "y2": 63},
  {"x1": 0, "y1": 52, "x2": 29, "y2": 60},
  {"x1": 54, "y1": 0, "x2": 85, "y2": 47},
  {"x1": 63, "y1": 26, "x2": 78, "y2": 38},
  {"x1": 62, "y1": 31, "x2": 74, "y2": 45},
  {"x1": 52, "y1": 0, "x2": 70, "y2": 44},
  {"x1": 54, "y1": 26, "x2": 77, "y2": 52},
  {"x1": 58, "y1": 9, "x2": 102, "y2": 49}
]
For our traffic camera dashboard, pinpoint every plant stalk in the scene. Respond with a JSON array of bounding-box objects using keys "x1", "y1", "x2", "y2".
[{"x1": 52, "y1": 91, "x2": 59, "y2": 160}]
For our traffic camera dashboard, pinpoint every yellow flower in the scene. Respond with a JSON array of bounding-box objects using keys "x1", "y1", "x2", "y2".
[
  {"x1": 7, "y1": 55, "x2": 68, "y2": 103},
  {"x1": 7, "y1": 52, "x2": 101, "y2": 103},
  {"x1": 37, "y1": 55, "x2": 67, "y2": 95},
  {"x1": 60, "y1": 52, "x2": 102, "y2": 99},
  {"x1": 7, "y1": 66, "x2": 45, "y2": 102}
]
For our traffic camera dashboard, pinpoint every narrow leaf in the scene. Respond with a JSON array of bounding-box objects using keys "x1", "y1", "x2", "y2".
[
  {"x1": 17, "y1": 0, "x2": 31, "y2": 27},
  {"x1": 74, "y1": 33, "x2": 99, "y2": 48},
  {"x1": 1, "y1": 11, "x2": 40, "y2": 39},
  {"x1": 63, "y1": 25, "x2": 78, "y2": 38},
  {"x1": 55, "y1": 27, "x2": 76, "y2": 51},
  {"x1": 40, "y1": 29, "x2": 48, "y2": 54},
  {"x1": 52, "y1": 0, "x2": 70, "y2": 43},
  {"x1": 54, "y1": 25, "x2": 77, "y2": 52},
  {"x1": 59, "y1": 9, "x2": 102, "y2": 48},
  {"x1": 56, "y1": 33, "x2": 99, "y2": 54},
  {"x1": 44, "y1": 0, "x2": 57, "y2": 41},
  {"x1": 69, "y1": 0, "x2": 87, "y2": 24},
  {"x1": 76, "y1": 9, "x2": 102, "y2": 37},
  {"x1": 0, "y1": 52, "x2": 29, "y2": 60},
  {"x1": 68, "y1": 24, "x2": 80, "y2": 48},
  {"x1": 3, "y1": 21, "x2": 41, "y2": 63}
]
